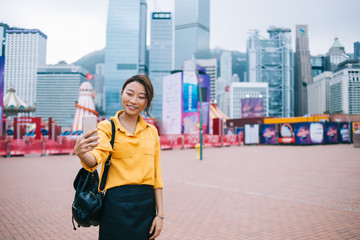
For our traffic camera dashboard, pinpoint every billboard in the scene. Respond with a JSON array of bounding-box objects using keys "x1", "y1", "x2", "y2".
[
  {"x1": 0, "y1": 56, "x2": 4, "y2": 136},
  {"x1": 278, "y1": 123, "x2": 295, "y2": 144},
  {"x1": 183, "y1": 112, "x2": 199, "y2": 134},
  {"x1": 183, "y1": 71, "x2": 198, "y2": 112},
  {"x1": 309, "y1": 122, "x2": 324, "y2": 144},
  {"x1": 294, "y1": 123, "x2": 311, "y2": 145},
  {"x1": 353, "y1": 122, "x2": 360, "y2": 134},
  {"x1": 339, "y1": 122, "x2": 351, "y2": 143},
  {"x1": 162, "y1": 73, "x2": 182, "y2": 134},
  {"x1": 241, "y1": 98, "x2": 264, "y2": 118},
  {"x1": 261, "y1": 124, "x2": 276, "y2": 144},
  {"x1": 324, "y1": 122, "x2": 338, "y2": 144},
  {"x1": 244, "y1": 124, "x2": 259, "y2": 144}
]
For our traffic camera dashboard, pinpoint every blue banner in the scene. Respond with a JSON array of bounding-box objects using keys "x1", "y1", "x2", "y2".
[
  {"x1": 261, "y1": 124, "x2": 276, "y2": 144},
  {"x1": 294, "y1": 123, "x2": 311, "y2": 145}
]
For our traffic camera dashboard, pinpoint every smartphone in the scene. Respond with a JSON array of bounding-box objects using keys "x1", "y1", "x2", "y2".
[{"x1": 82, "y1": 115, "x2": 98, "y2": 139}]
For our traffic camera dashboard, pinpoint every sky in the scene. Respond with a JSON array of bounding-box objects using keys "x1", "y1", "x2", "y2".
[{"x1": 1, "y1": 0, "x2": 359, "y2": 65}]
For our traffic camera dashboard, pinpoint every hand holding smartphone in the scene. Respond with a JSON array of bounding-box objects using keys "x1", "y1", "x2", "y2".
[{"x1": 82, "y1": 115, "x2": 98, "y2": 141}]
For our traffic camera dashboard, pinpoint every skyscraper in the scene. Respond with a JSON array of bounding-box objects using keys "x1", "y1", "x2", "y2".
[
  {"x1": 294, "y1": 25, "x2": 312, "y2": 116},
  {"x1": 220, "y1": 51, "x2": 232, "y2": 84},
  {"x1": 196, "y1": 58, "x2": 217, "y2": 102},
  {"x1": 325, "y1": 37, "x2": 349, "y2": 71},
  {"x1": 4, "y1": 28, "x2": 47, "y2": 107},
  {"x1": 105, "y1": 0, "x2": 147, "y2": 116},
  {"x1": 247, "y1": 27, "x2": 294, "y2": 117},
  {"x1": 354, "y1": 42, "x2": 360, "y2": 60},
  {"x1": 149, "y1": 12, "x2": 173, "y2": 121},
  {"x1": 174, "y1": 0, "x2": 210, "y2": 69}
]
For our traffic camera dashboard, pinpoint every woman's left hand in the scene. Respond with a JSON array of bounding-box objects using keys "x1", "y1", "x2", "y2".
[{"x1": 149, "y1": 216, "x2": 163, "y2": 239}]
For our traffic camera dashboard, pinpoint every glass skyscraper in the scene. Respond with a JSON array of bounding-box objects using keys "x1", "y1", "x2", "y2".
[
  {"x1": 247, "y1": 27, "x2": 294, "y2": 117},
  {"x1": 105, "y1": 0, "x2": 147, "y2": 116},
  {"x1": 174, "y1": 0, "x2": 210, "y2": 69},
  {"x1": 149, "y1": 12, "x2": 173, "y2": 121}
]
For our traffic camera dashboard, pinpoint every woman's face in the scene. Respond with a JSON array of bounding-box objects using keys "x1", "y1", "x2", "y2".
[{"x1": 121, "y1": 81, "x2": 147, "y2": 117}]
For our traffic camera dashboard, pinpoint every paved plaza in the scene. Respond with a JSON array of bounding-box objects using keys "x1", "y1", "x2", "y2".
[{"x1": 0, "y1": 144, "x2": 359, "y2": 240}]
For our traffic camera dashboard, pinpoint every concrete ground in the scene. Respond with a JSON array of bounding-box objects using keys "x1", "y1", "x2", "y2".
[{"x1": 0, "y1": 144, "x2": 359, "y2": 240}]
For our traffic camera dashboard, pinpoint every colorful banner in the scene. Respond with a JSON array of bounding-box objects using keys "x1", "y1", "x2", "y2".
[
  {"x1": 294, "y1": 123, "x2": 311, "y2": 145},
  {"x1": 309, "y1": 122, "x2": 324, "y2": 144},
  {"x1": 353, "y1": 122, "x2": 360, "y2": 134},
  {"x1": 278, "y1": 123, "x2": 295, "y2": 144},
  {"x1": 241, "y1": 98, "x2": 264, "y2": 118},
  {"x1": 339, "y1": 122, "x2": 351, "y2": 143},
  {"x1": 325, "y1": 122, "x2": 338, "y2": 144},
  {"x1": 183, "y1": 71, "x2": 198, "y2": 112},
  {"x1": 182, "y1": 112, "x2": 200, "y2": 134},
  {"x1": 261, "y1": 124, "x2": 277, "y2": 144}
]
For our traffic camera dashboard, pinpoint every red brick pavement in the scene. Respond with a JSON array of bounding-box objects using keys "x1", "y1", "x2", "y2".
[{"x1": 0, "y1": 145, "x2": 359, "y2": 239}]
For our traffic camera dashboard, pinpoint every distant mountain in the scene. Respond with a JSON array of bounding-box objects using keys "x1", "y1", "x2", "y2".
[
  {"x1": 72, "y1": 49, "x2": 104, "y2": 74},
  {"x1": 73, "y1": 48, "x2": 247, "y2": 80}
]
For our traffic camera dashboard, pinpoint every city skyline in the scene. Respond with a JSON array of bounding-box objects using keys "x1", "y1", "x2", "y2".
[{"x1": 1, "y1": 0, "x2": 359, "y2": 65}]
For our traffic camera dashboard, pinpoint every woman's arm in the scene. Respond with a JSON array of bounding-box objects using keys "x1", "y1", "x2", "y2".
[
  {"x1": 149, "y1": 188, "x2": 164, "y2": 239},
  {"x1": 74, "y1": 129, "x2": 99, "y2": 168}
]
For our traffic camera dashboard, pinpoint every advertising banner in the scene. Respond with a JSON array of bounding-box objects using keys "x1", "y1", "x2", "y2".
[
  {"x1": 339, "y1": 122, "x2": 351, "y2": 143},
  {"x1": 309, "y1": 122, "x2": 324, "y2": 144},
  {"x1": 294, "y1": 123, "x2": 311, "y2": 145},
  {"x1": 261, "y1": 124, "x2": 277, "y2": 144},
  {"x1": 278, "y1": 123, "x2": 295, "y2": 144},
  {"x1": 241, "y1": 98, "x2": 264, "y2": 118},
  {"x1": 204, "y1": 134, "x2": 222, "y2": 147},
  {"x1": 0, "y1": 56, "x2": 4, "y2": 135},
  {"x1": 324, "y1": 122, "x2": 338, "y2": 144},
  {"x1": 183, "y1": 112, "x2": 200, "y2": 134},
  {"x1": 244, "y1": 124, "x2": 259, "y2": 145},
  {"x1": 162, "y1": 73, "x2": 182, "y2": 134},
  {"x1": 183, "y1": 71, "x2": 198, "y2": 113},
  {"x1": 183, "y1": 134, "x2": 199, "y2": 148},
  {"x1": 236, "y1": 127, "x2": 244, "y2": 145},
  {"x1": 353, "y1": 122, "x2": 360, "y2": 134}
]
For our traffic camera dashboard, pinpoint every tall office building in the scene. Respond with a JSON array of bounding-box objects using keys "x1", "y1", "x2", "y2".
[
  {"x1": 174, "y1": 0, "x2": 210, "y2": 69},
  {"x1": 196, "y1": 58, "x2": 217, "y2": 102},
  {"x1": 0, "y1": 23, "x2": 9, "y2": 56},
  {"x1": 35, "y1": 64, "x2": 86, "y2": 128},
  {"x1": 4, "y1": 28, "x2": 47, "y2": 107},
  {"x1": 294, "y1": 25, "x2": 312, "y2": 116},
  {"x1": 149, "y1": 12, "x2": 173, "y2": 121},
  {"x1": 354, "y1": 42, "x2": 360, "y2": 60},
  {"x1": 307, "y1": 71, "x2": 332, "y2": 115},
  {"x1": 220, "y1": 51, "x2": 232, "y2": 84},
  {"x1": 247, "y1": 27, "x2": 293, "y2": 117},
  {"x1": 330, "y1": 62, "x2": 360, "y2": 114},
  {"x1": 311, "y1": 55, "x2": 325, "y2": 77},
  {"x1": 105, "y1": 0, "x2": 147, "y2": 116},
  {"x1": 325, "y1": 37, "x2": 349, "y2": 71}
]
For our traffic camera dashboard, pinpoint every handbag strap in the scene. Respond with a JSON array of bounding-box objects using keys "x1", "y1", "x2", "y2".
[{"x1": 99, "y1": 119, "x2": 116, "y2": 192}]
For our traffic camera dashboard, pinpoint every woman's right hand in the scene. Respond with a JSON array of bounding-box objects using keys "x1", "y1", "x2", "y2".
[{"x1": 74, "y1": 129, "x2": 100, "y2": 158}]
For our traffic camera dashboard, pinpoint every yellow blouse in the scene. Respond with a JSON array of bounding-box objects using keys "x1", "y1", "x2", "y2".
[{"x1": 81, "y1": 111, "x2": 164, "y2": 190}]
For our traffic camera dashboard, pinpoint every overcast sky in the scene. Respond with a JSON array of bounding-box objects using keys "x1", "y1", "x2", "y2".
[{"x1": 1, "y1": 0, "x2": 359, "y2": 64}]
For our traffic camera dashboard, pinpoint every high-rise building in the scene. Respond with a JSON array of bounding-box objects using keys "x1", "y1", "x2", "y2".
[
  {"x1": 174, "y1": 0, "x2": 210, "y2": 69},
  {"x1": 104, "y1": 0, "x2": 147, "y2": 116},
  {"x1": 294, "y1": 25, "x2": 312, "y2": 116},
  {"x1": 325, "y1": 37, "x2": 349, "y2": 71},
  {"x1": 35, "y1": 64, "x2": 87, "y2": 128},
  {"x1": 330, "y1": 61, "x2": 360, "y2": 114},
  {"x1": 220, "y1": 51, "x2": 232, "y2": 84},
  {"x1": 94, "y1": 63, "x2": 105, "y2": 115},
  {"x1": 0, "y1": 23, "x2": 9, "y2": 56},
  {"x1": 229, "y1": 82, "x2": 269, "y2": 119},
  {"x1": 310, "y1": 55, "x2": 325, "y2": 77},
  {"x1": 354, "y1": 42, "x2": 360, "y2": 60},
  {"x1": 247, "y1": 27, "x2": 294, "y2": 117},
  {"x1": 307, "y1": 71, "x2": 332, "y2": 115},
  {"x1": 196, "y1": 58, "x2": 217, "y2": 102},
  {"x1": 149, "y1": 12, "x2": 173, "y2": 121},
  {"x1": 4, "y1": 28, "x2": 47, "y2": 107}
]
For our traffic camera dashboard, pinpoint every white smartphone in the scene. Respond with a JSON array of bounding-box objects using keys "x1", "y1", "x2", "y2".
[{"x1": 82, "y1": 115, "x2": 98, "y2": 139}]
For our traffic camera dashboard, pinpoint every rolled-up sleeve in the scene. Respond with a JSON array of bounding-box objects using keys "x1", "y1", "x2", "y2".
[
  {"x1": 81, "y1": 120, "x2": 113, "y2": 172},
  {"x1": 153, "y1": 128, "x2": 164, "y2": 189}
]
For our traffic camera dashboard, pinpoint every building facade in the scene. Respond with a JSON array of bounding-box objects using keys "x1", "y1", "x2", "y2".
[
  {"x1": 220, "y1": 51, "x2": 232, "y2": 84},
  {"x1": 35, "y1": 65, "x2": 87, "y2": 128},
  {"x1": 310, "y1": 55, "x2": 325, "y2": 77},
  {"x1": 307, "y1": 71, "x2": 332, "y2": 115},
  {"x1": 174, "y1": 0, "x2": 210, "y2": 69},
  {"x1": 330, "y1": 63, "x2": 360, "y2": 114},
  {"x1": 149, "y1": 12, "x2": 173, "y2": 121},
  {"x1": 325, "y1": 37, "x2": 349, "y2": 71},
  {"x1": 294, "y1": 25, "x2": 312, "y2": 116},
  {"x1": 247, "y1": 27, "x2": 293, "y2": 117},
  {"x1": 196, "y1": 58, "x2": 217, "y2": 102},
  {"x1": 354, "y1": 42, "x2": 360, "y2": 60},
  {"x1": 104, "y1": 0, "x2": 147, "y2": 116},
  {"x1": 4, "y1": 28, "x2": 47, "y2": 107},
  {"x1": 229, "y1": 82, "x2": 269, "y2": 119}
]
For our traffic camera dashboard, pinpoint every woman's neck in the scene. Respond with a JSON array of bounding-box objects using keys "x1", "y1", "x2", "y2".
[{"x1": 120, "y1": 112, "x2": 138, "y2": 124}]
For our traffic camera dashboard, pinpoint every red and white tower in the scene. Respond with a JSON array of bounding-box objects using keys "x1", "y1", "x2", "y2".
[{"x1": 72, "y1": 82, "x2": 98, "y2": 132}]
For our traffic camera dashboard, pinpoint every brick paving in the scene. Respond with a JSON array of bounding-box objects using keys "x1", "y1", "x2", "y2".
[{"x1": 0, "y1": 144, "x2": 359, "y2": 240}]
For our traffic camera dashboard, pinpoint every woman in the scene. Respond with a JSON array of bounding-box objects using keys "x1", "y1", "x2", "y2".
[{"x1": 74, "y1": 75, "x2": 164, "y2": 240}]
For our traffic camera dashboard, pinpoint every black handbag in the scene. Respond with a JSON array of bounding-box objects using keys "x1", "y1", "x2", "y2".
[{"x1": 72, "y1": 119, "x2": 115, "y2": 230}]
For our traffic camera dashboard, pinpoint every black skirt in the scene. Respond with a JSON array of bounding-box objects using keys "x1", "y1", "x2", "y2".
[{"x1": 99, "y1": 185, "x2": 156, "y2": 240}]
